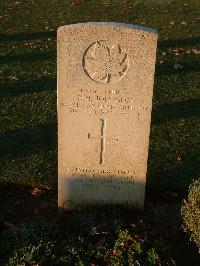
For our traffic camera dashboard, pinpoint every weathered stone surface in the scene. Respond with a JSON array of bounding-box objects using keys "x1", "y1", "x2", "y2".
[{"x1": 57, "y1": 22, "x2": 157, "y2": 209}]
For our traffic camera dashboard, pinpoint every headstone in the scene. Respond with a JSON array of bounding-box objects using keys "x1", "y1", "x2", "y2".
[{"x1": 57, "y1": 22, "x2": 157, "y2": 209}]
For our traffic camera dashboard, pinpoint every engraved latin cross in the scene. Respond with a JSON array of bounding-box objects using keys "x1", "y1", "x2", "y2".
[{"x1": 88, "y1": 119, "x2": 119, "y2": 164}]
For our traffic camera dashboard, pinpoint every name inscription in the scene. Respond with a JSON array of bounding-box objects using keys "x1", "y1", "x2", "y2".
[{"x1": 68, "y1": 88, "x2": 134, "y2": 115}]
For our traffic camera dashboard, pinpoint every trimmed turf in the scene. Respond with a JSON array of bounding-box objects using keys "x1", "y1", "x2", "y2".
[{"x1": 0, "y1": 0, "x2": 199, "y2": 196}]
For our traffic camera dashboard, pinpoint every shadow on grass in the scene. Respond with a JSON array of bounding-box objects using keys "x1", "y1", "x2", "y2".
[
  {"x1": 146, "y1": 153, "x2": 200, "y2": 200},
  {"x1": 0, "y1": 123, "x2": 56, "y2": 159},
  {"x1": 148, "y1": 100, "x2": 200, "y2": 197},
  {"x1": 152, "y1": 98, "x2": 200, "y2": 124},
  {"x1": 0, "y1": 181, "x2": 57, "y2": 224},
  {"x1": 155, "y1": 60, "x2": 200, "y2": 77},
  {"x1": 158, "y1": 36, "x2": 200, "y2": 49},
  {"x1": 0, "y1": 77, "x2": 56, "y2": 97},
  {"x1": 0, "y1": 31, "x2": 56, "y2": 42},
  {"x1": 0, "y1": 51, "x2": 56, "y2": 64}
]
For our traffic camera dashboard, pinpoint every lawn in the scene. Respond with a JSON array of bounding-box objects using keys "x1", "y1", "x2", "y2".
[{"x1": 0, "y1": 0, "x2": 200, "y2": 265}]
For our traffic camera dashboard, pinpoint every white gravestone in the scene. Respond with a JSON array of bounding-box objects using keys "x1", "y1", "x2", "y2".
[{"x1": 57, "y1": 22, "x2": 158, "y2": 209}]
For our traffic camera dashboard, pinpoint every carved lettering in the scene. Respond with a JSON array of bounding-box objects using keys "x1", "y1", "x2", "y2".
[{"x1": 68, "y1": 88, "x2": 134, "y2": 115}]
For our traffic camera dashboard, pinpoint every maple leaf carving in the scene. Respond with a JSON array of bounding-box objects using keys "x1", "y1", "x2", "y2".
[{"x1": 83, "y1": 41, "x2": 129, "y2": 84}]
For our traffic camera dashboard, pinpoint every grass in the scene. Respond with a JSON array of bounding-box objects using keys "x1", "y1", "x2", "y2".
[{"x1": 0, "y1": 0, "x2": 200, "y2": 264}]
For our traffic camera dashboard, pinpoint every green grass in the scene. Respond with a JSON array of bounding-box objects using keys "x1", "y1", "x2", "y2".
[{"x1": 0, "y1": 0, "x2": 200, "y2": 196}]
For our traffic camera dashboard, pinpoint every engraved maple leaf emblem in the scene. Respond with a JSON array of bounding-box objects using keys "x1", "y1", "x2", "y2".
[{"x1": 83, "y1": 41, "x2": 129, "y2": 84}]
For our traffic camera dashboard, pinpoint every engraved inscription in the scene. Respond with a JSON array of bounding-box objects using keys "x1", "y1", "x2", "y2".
[
  {"x1": 68, "y1": 88, "x2": 134, "y2": 115},
  {"x1": 83, "y1": 41, "x2": 129, "y2": 84},
  {"x1": 67, "y1": 167, "x2": 136, "y2": 183},
  {"x1": 88, "y1": 119, "x2": 119, "y2": 164}
]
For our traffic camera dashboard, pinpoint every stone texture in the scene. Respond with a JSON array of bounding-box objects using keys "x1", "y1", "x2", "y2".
[{"x1": 57, "y1": 22, "x2": 158, "y2": 209}]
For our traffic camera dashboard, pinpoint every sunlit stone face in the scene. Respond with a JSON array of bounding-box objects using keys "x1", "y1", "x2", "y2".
[{"x1": 57, "y1": 22, "x2": 158, "y2": 209}]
